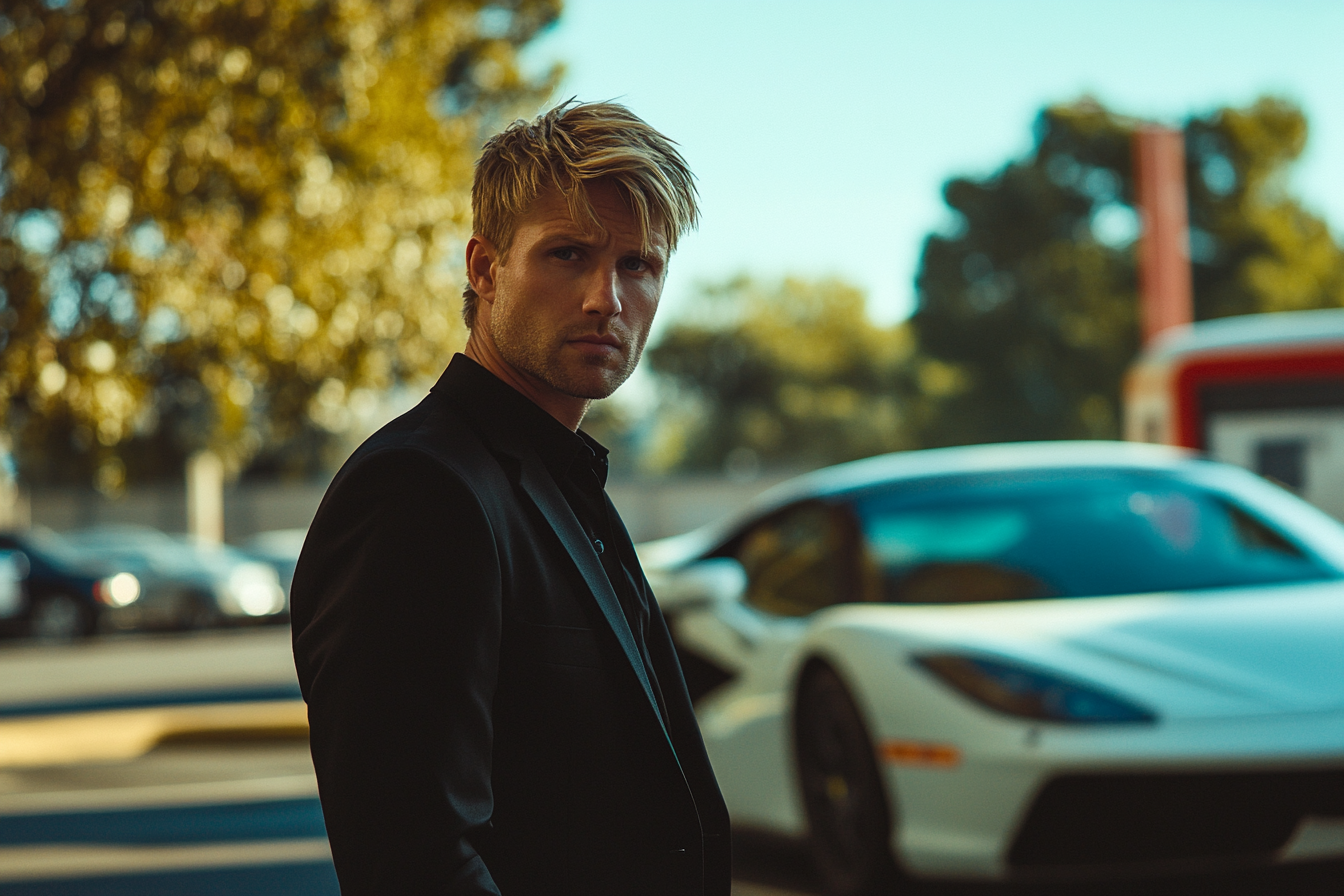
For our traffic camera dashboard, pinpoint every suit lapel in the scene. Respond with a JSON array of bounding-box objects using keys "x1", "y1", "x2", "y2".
[{"x1": 513, "y1": 451, "x2": 670, "y2": 739}]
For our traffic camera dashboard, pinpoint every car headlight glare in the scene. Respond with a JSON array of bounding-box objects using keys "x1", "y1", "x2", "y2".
[
  {"x1": 914, "y1": 653, "x2": 1157, "y2": 724},
  {"x1": 225, "y1": 563, "x2": 283, "y2": 617},
  {"x1": 96, "y1": 572, "x2": 141, "y2": 607}
]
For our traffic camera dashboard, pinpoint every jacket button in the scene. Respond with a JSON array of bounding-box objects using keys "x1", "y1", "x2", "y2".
[{"x1": 593, "y1": 539, "x2": 605, "y2": 554}]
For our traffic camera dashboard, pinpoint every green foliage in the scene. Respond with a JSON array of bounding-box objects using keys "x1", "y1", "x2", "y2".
[
  {"x1": 645, "y1": 276, "x2": 917, "y2": 473},
  {"x1": 0, "y1": 0, "x2": 560, "y2": 489},
  {"x1": 911, "y1": 96, "x2": 1344, "y2": 448},
  {"x1": 1186, "y1": 101, "x2": 1344, "y2": 317}
]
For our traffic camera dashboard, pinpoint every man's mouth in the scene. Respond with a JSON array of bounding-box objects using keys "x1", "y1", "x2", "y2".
[{"x1": 569, "y1": 334, "x2": 623, "y2": 349}]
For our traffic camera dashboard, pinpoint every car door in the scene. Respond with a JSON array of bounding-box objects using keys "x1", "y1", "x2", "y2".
[{"x1": 674, "y1": 498, "x2": 864, "y2": 832}]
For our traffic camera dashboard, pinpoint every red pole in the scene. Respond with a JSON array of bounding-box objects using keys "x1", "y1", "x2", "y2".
[{"x1": 1133, "y1": 127, "x2": 1194, "y2": 345}]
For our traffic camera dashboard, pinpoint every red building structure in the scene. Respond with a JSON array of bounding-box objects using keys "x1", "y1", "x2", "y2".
[
  {"x1": 1122, "y1": 126, "x2": 1344, "y2": 518},
  {"x1": 1124, "y1": 308, "x2": 1344, "y2": 518}
]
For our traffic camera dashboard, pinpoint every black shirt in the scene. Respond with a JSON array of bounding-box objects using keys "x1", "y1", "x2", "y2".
[{"x1": 448, "y1": 354, "x2": 668, "y2": 723}]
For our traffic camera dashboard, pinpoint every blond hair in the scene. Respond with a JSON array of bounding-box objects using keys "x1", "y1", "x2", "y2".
[{"x1": 461, "y1": 100, "x2": 698, "y2": 328}]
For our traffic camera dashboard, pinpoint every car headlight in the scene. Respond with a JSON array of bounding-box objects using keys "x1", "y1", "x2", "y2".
[
  {"x1": 914, "y1": 652, "x2": 1157, "y2": 724},
  {"x1": 223, "y1": 563, "x2": 284, "y2": 617},
  {"x1": 95, "y1": 572, "x2": 141, "y2": 607}
]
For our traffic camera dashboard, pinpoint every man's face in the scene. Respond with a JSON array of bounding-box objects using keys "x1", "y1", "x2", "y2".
[{"x1": 484, "y1": 179, "x2": 667, "y2": 402}]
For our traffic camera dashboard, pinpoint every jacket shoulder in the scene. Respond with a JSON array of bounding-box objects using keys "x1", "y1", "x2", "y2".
[{"x1": 332, "y1": 390, "x2": 496, "y2": 493}]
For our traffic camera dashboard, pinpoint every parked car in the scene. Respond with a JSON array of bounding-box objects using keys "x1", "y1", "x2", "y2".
[
  {"x1": 173, "y1": 534, "x2": 289, "y2": 624},
  {"x1": 0, "y1": 546, "x2": 31, "y2": 635},
  {"x1": 0, "y1": 528, "x2": 142, "y2": 639},
  {"x1": 62, "y1": 525, "x2": 286, "y2": 629},
  {"x1": 641, "y1": 441, "x2": 1344, "y2": 892},
  {"x1": 240, "y1": 528, "x2": 307, "y2": 608}
]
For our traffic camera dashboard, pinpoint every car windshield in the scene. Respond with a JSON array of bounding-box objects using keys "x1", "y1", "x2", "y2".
[
  {"x1": 65, "y1": 526, "x2": 176, "y2": 550},
  {"x1": 21, "y1": 528, "x2": 95, "y2": 569},
  {"x1": 851, "y1": 470, "x2": 1342, "y2": 603}
]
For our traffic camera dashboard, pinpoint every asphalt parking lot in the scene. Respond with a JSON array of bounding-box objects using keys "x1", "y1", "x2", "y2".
[
  {"x1": 0, "y1": 741, "x2": 333, "y2": 895},
  {"x1": 0, "y1": 630, "x2": 810, "y2": 895},
  {"x1": 0, "y1": 630, "x2": 1339, "y2": 895},
  {"x1": 0, "y1": 738, "x2": 816, "y2": 895}
]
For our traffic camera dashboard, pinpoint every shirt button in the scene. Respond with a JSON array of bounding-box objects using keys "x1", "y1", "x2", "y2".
[{"x1": 593, "y1": 539, "x2": 605, "y2": 554}]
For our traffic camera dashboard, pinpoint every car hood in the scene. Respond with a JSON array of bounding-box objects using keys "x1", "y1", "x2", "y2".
[{"x1": 831, "y1": 580, "x2": 1344, "y2": 720}]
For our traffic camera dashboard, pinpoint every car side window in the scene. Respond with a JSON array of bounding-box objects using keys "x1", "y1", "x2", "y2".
[{"x1": 734, "y1": 501, "x2": 858, "y2": 617}]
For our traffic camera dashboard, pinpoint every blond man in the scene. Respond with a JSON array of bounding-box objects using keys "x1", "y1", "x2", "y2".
[{"x1": 291, "y1": 102, "x2": 730, "y2": 895}]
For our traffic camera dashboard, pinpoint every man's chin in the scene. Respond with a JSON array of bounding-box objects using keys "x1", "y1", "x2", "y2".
[
  {"x1": 549, "y1": 366, "x2": 629, "y2": 401},
  {"x1": 555, "y1": 377, "x2": 622, "y2": 402}
]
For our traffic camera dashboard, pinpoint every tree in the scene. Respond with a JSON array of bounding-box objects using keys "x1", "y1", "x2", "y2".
[
  {"x1": 1185, "y1": 101, "x2": 1344, "y2": 318},
  {"x1": 644, "y1": 276, "x2": 918, "y2": 473},
  {"x1": 911, "y1": 96, "x2": 1344, "y2": 449},
  {"x1": 0, "y1": 0, "x2": 560, "y2": 491}
]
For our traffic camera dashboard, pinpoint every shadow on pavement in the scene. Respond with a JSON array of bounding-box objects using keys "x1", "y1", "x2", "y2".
[
  {"x1": 731, "y1": 829, "x2": 818, "y2": 895},
  {"x1": 729, "y1": 829, "x2": 1344, "y2": 896}
]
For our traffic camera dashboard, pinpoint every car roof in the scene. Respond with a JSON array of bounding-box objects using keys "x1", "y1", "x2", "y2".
[
  {"x1": 1143, "y1": 307, "x2": 1344, "y2": 361},
  {"x1": 639, "y1": 441, "x2": 1204, "y2": 567},
  {"x1": 756, "y1": 440, "x2": 1198, "y2": 507}
]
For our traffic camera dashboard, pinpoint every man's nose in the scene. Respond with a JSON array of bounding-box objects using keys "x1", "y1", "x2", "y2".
[{"x1": 583, "y1": 267, "x2": 622, "y2": 317}]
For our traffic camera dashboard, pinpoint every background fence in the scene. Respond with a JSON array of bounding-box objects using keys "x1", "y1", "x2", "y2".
[{"x1": 9, "y1": 471, "x2": 803, "y2": 546}]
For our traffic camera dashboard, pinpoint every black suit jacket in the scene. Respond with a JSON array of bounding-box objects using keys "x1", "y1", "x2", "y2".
[{"x1": 291, "y1": 356, "x2": 730, "y2": 895}]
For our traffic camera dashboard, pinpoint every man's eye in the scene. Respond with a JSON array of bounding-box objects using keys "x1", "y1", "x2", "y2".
[
  {"x1": 622, "y1": 257, "x2": 650, "y2": 272},
  {"x1": 552, "y1": 247, "x2": 578, "y2": 261}
]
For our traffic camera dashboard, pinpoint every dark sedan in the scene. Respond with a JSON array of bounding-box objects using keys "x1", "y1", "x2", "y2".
[{"x1": 0, "y1": 529, "x2": 142, "y2": 639}]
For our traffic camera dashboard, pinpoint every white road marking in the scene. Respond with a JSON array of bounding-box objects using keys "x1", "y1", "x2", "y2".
[
  {"x1": 0, "y1": 837, "x2": 333, "y2": 882},
  {"x1": 0, "y1": 773, "x2": 319, "y2": 815}
]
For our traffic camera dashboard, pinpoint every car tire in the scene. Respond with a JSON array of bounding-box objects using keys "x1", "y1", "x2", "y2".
[
  {"x1": 31, "y1": 593, "x2": 94, "y2": 641},
  {"x1": 795, "y1": 663, "x2": 901, "y2": 896}
]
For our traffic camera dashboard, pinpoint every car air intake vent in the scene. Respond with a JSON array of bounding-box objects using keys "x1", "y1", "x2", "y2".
[{"x1": 1009, "y1": 769, "x2": 1344, "y2": 868}]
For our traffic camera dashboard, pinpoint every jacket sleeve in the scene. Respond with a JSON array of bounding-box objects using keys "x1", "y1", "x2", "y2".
[{"x1": 291, "y1": 449, "x2": 502, "y2": 895}]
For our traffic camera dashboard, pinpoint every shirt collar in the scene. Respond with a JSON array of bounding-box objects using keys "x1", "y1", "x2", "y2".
[{"x1": 432, "y1": 354, "x2": 610, "y2": 486}]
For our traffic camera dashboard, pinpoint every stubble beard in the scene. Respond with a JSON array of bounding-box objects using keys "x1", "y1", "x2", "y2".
[{"x1": 492, "y1": 313, "x2": 645, "y2": 401}]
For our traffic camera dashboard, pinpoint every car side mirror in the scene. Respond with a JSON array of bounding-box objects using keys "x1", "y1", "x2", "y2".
[{"x1": 655, "y1": 557, "x2": 748, "y2": 611}]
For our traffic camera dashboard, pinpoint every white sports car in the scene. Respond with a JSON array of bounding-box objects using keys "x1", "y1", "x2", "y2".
[{"x1": 639, "y1": 442, "x2": 1344, "y2": 893}]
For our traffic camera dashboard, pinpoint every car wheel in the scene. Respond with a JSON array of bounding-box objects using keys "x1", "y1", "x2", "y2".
[
  {"x1": 795, "y1": 663, "x2": 900, "y2": 896},
  {"x1": 31, "y1": 593, "x2": 94, "y2": 641}
]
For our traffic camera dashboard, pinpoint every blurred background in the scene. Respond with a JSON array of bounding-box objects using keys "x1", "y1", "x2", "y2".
[
  {"x1": 0, "y1": 0, "x2": 1341, "y2": 893},
  {"x1": 2, "y1": 0, "x2": 1342, "y2": 540}
]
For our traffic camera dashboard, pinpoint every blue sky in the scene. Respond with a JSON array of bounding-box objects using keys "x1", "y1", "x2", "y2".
[{"x1": 521, "y1": 0, "x2": 1344, "y2": 329}]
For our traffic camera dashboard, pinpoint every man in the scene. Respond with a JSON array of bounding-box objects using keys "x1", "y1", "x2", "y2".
[{"x1": 290, "y1": 101, "x2": 730, "y2": 895}]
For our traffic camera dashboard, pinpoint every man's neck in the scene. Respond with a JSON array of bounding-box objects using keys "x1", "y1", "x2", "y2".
[{"x1": 463, "y1": 330, "x2": 589, "y2": 431}]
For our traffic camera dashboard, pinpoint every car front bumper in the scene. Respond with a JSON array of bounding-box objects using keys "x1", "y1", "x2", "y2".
[{"x1": 889, "y1": 708, "x2": 1344, "y2": 879}]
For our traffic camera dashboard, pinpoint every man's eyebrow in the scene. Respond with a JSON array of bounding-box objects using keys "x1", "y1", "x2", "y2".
[
  {"x1": 539, "y1": 227, "x2": 667, "y2": 261},
  {"x1": 537, "y1": 225, "x2": 603, "y2": 246}
]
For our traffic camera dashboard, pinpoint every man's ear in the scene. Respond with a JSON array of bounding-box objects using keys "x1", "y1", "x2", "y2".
[{"x1": 465, "y1": 236, "x2": 499, "y2": 303}]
